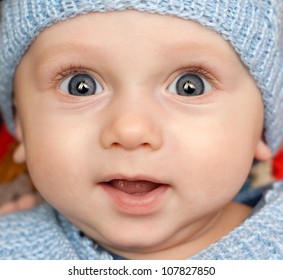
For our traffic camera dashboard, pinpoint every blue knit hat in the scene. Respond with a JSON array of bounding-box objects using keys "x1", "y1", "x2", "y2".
[{"x1": 0, "y1": 0, "x2": 283, "y2": 152}]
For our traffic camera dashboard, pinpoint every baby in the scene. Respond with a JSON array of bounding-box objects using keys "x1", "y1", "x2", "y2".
[{"x1": 0, "y1": 0, "x2": 282, "y2": 260}]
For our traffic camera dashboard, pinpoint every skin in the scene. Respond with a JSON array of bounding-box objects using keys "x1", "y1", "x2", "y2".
[{"x1": 13, "y1": 11, "x2": 272, "y2": 259}]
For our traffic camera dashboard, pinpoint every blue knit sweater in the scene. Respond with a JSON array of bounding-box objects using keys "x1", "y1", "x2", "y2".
[{"x1": 0, "y1": 182, "x2": 283, "y2": 259}]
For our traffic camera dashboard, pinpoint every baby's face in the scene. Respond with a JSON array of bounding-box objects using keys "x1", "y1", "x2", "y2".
[{"x1": 14, "y1": 11, "x2": 268, "y2": 258}]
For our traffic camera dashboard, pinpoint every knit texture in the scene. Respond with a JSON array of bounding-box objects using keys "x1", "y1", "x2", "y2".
[
  {"x1": 0, "y1": 182, "x2": 282, "y2": 259},
  {"x1": 0, "y1": 0, "x2": 283, "y2": 152}
]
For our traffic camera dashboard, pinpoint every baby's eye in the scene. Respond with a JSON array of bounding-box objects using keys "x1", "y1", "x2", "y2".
[
  {"x1": 168, "y1": 73, "x2": 212, "y2": 96},
  {"x1": 59, "y1": 73, "x2": 103, "y2": 96}
]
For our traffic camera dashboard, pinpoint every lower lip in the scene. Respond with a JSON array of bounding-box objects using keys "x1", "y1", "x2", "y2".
[{"x1": 100, "y1": 183, "x2": 169, "y2": 215}]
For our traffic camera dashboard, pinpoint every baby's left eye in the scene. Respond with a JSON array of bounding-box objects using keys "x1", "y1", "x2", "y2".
[{"x1": 168, "y1": 73, "x2": 212, "y2": 96}]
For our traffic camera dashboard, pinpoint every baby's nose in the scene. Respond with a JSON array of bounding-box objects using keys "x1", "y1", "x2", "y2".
[{"x1": 100, "y1": 105, "x2": 163, "y2": 151}]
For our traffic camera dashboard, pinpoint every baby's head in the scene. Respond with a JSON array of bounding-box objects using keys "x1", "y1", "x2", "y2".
[{"x1": 0, "y1": 0, "x2": 282, "y2": 259}]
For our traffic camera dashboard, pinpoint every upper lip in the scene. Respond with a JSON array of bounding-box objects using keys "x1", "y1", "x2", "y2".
[{"x1": 99, "y1": 174, "x2": 167, "y2": 185}]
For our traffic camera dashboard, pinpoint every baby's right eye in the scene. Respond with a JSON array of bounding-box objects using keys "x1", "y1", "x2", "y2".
[{"x1": 59, "y1": 73, "x2": 103, "y2": 96}]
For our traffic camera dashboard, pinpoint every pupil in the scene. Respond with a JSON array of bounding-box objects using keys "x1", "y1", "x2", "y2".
[
  {"x1": 77, "y1": 81, "x2": 90, "y2": 94},
  {"x1": 68, "y1": 74, "x2": 96, "y2": 96},
  {"x1": 183, "y1": 81, "x2": 196, "y2": 94},
  {"x1": 176, "y1": 74, "x2": 204, "y2": 96}
]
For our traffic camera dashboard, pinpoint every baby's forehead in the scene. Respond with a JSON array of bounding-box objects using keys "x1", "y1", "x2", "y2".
[{"x1": 29, "y1": 11, "x2": 238, "y2": 63}]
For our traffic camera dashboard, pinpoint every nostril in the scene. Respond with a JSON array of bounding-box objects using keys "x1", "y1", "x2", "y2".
[{"x1": 110, "y1": 141, "x2": 151, "y2": 150}]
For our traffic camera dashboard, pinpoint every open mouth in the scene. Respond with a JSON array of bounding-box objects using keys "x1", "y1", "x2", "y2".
[
  {"x1": 100, "y1": 177, "x2": 169, "y2": 214},
  {"x1": 106, "y1": 179, "x2": 161, "y2": 195}
]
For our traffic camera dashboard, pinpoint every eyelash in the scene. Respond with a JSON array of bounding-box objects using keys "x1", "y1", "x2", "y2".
[
  {"x1": 176, "y1": 65, "x2": 218, "y2": 88},
  {"x1": 52, "y1": 63, "x2": 219, "y2": 91},
  {"x1": 52, "y1": 64, "x2": 92, "y2": 85}
]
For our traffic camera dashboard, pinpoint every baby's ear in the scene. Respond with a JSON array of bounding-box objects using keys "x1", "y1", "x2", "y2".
[
  {"x1": 254, "y1": 140, "x2": 272, "y2": 161},
  {"x1": 13, "y1": 115, "x2": 26, "y2": 164}
]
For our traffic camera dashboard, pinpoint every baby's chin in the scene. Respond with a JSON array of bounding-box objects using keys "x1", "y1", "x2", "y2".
[{"x1": 93, "y1": 228, "x2": 178, "y2": 259}]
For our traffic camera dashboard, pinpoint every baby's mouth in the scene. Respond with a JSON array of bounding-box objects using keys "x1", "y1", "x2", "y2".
[
  {"x1": 100, "y1": 177, "x2": 169, "y2": 214},
  {"x1": 107, "y1": 179, "x2": 160, "y2": 195}
]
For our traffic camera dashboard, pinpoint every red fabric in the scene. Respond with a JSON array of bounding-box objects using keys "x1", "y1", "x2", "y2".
[
  {"x1": 273, "y1": 149, "x2": 283, "y2": 180},
  {"x1": 0, "y1": 124, "x2": 15, "y2": 160}
]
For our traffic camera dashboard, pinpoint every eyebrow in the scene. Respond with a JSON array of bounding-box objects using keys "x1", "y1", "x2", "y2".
[
  {"x1": 160, "y1": 39, "x2": 239, "y2": 64},
  {"x1": 33, "y1": 38, "x2": 239, "y2": 71},
  {"x1": 33, "y1": 43, "x2": 104, "y2": 66}
]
